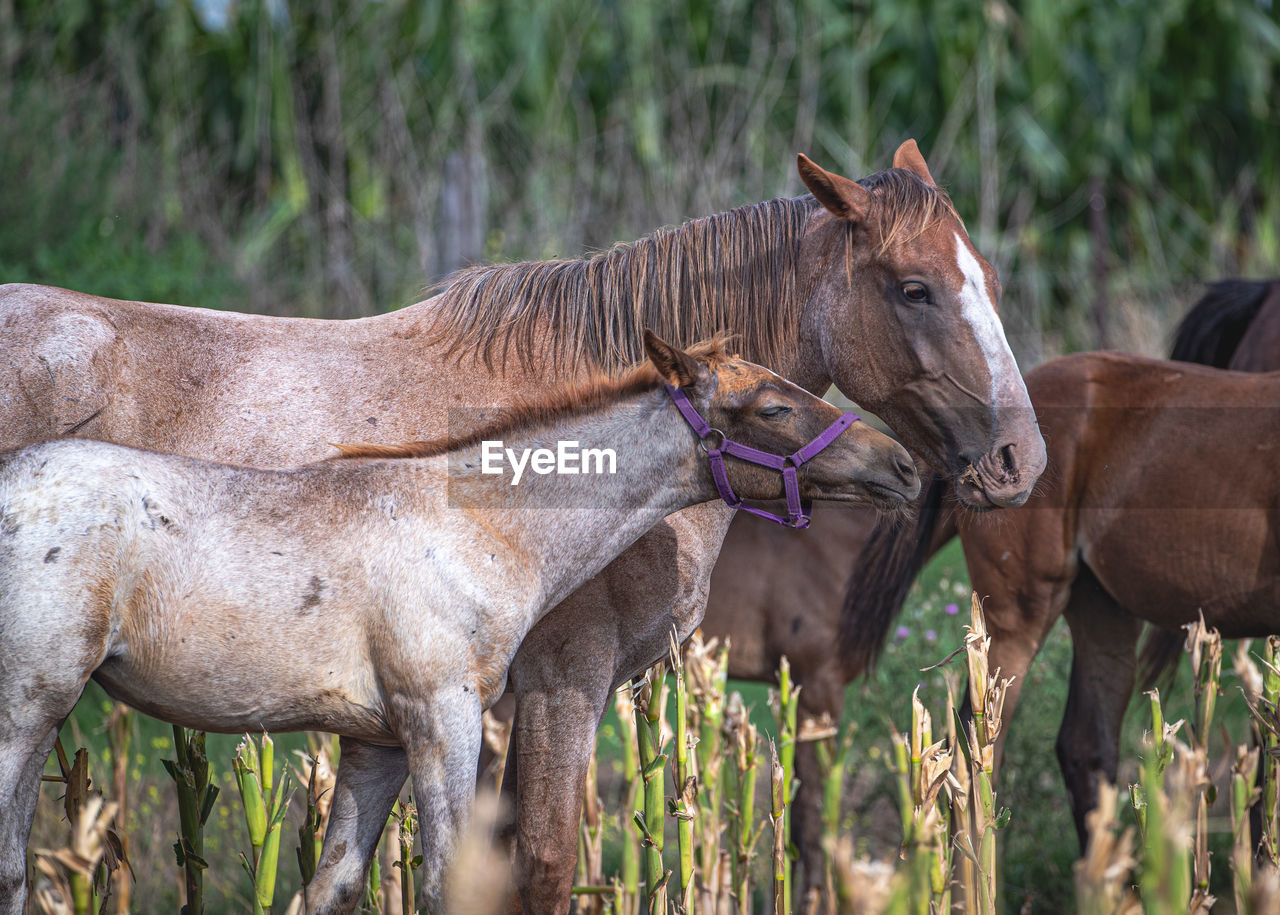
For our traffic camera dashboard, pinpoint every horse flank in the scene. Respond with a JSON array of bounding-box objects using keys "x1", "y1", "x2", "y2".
[
  {"x1": 329, "y1": 337, "x2": 735, "y2": 461},
  {"x1": 426, "y1": 170, "x2": 958, "y2": 372}
]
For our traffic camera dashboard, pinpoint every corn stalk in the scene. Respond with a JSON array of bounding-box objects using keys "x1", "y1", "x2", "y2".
[
  {"x1": 769, "y1": 741, "x2": 787, "y2": 914},
  {"x1": 633, "y1": 661, "x2": 671, "y2": 913},
  {"x1": 1072, "y1": 781, "x2": 1139, "y2": 915},
  {"x1": 685, "y1": 632, "x2": 729, "y2": 915},
  {"x1": 36, "y1": 744, "x2": 126, "y2": 915},
  {"x1": 814, "y1": 722, "x2": 855, "y2": 912},
  {"x1": 232, "y1": 732, "x2": 294, "y2": 914},
  {"x1": 951, "y1": 593, "x2": 1013, "y2": 915},
  {"x1": 669, "y1": 630, "x2": 698, "y2": 913},
  {"x1": 616, "y1": 684, "x2": 643, "y2": 915},
  {"x1": 1183, "y1": 615, "x2": 1221, "y2": 913},
  {"x1": 163, "y1": 726, "x2": 218, "y2": 915},
  {"x1": 724, "y1": 691, "x2": 763, "y2": 912},
  {"x1": 392, "y1": 800, "x2": 420, "y2": 915},
  {"x1": 769, "y1": 657, "x2": 800, "y2": 915}
]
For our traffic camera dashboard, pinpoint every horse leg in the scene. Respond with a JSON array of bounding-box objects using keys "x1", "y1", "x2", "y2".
[
  {"x1": 507, "y1": 663, "x2": 612, "y2": 915},
  {"x1": 0, "y1": 605, "x2": 99, "y2": 915},
  {"x1": 402, "y1": 697, "x2": 484, "y2": 913},
  {"x1": 505, "y1": 509, "x2": 728, "y2": 915},
  {"x1": 0, "y1": 724, "x2": 62, "y2": 915},
  {"x1": 305, "y1": 739, "x2": 408, "y2": 915},
  {"x1": 1055, "y1": 565, "x2": 1143, "y2": 851}
]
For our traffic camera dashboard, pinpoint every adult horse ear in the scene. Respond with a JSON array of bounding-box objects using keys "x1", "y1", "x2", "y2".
[
  {"x1": 797, "y1": 154, "x2": 871, "y2": 223},
  {"x1": 643, "y1": 330, "x2": 710, "y2": 390},
  {"x1": 892, "y1": 139, "x2": 937, "y2": 187}
]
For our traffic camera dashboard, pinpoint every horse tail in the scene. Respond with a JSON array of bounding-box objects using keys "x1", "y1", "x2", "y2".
[
  {"x1": 1169, "y1": 279, "x2": 1274, "y2": 366},
  {"x1": 838, "y1": 473, "x2": 950, "y2": 680},
  {"x1": 1137, "y1": 625, "x2": 1185, "y2": 693}
]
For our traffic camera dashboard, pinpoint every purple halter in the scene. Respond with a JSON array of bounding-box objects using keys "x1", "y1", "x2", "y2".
[{"x1": 665, "y1": 384, "x2": 860, "y2": 529}]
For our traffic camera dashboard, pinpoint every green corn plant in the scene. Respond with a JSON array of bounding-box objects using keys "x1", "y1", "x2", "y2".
[
  {"x1": 724, "y1": 691, "x2": 764, "y2": 911},
  {"x1": 293, "y1": 742, "x2": 335, "y2": 889},
  {"x1": 35, "y1": 743, "x2": 126, "y2": 915},
  {"x1": 163, "y1": 726, "x2": 218, "y2": 915},
  {"x1": 1072, "y1": 781, "x2": 1139, "y2": 915},
  {"x1": 1133, "y1": 737, "x2": 1196, "y2": 915},
  {"x1": 1231, "y1": 745, "x2": 1260, "y2": 914},
  {"x1": 684, "y1": 632, "x2": 729, "y2": 914},
  {"x1": 814, "y1": 722, "x2": 855, "y2": 912},
  {"x1": 769, "y1": 740, "x2": 787, "y2": 915},
  {"x1": 1259, "y1": 637, "x2": 1280, "y2": 866},
  {"x1": 953, "y1": 593, "x2": 1013, "y2": 915},
  {"x1": 392, "y1": 800, "x2": 421, "y2": 915},
  {"x1": 615, "y1": 683, "x2": 642, "y2": 913},
  {"x1": 769, "y1": 656, "x2": 800, "y2": 915},
  {"x1": 888, "y1": 689, "x2": 954, "y2": 915},
  {"x1": 668, "y1": 630, "x2": 697, "y2": 914},
  {"x1": 232, "y1": 732, "x2": 293, "y2": 914},
  {"x1": 1183, "y1": 615, "x2": 1221, "y2": 912},
  {"x1": 632, "y1": 660, "x2": 670, "y2": 913}
]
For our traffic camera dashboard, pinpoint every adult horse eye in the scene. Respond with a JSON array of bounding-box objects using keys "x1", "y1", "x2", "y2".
[
  {"x1": 758, "y1": 405, "x2": 792, "y2": 418},
  {"x1": 901, "y1": 281, "x2": 930, "y2": 303}
]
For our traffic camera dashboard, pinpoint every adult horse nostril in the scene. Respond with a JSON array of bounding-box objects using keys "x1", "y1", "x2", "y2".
[
  {"x1": 999, "y1": 443, "x2": 1017, "y2": 479},
  {"x1": 895, "y1": 452, "x2": 915, "y2": 482}
]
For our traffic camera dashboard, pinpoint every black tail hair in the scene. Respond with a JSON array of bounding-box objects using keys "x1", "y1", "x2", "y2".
[
  {"x1": 1137, "y1": 626, "x2": 1185, "y2": 693},
  {"x1": 838, "y1": 473, "x2": 948, "y2": 679},
  {"x1": 1169, "y1": 279, "x2": 1275, "y2": 367}
]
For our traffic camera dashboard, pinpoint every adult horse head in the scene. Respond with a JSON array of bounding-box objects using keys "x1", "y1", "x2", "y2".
[{"x1": 795, "y1": 141, "x2": 1045, "y2": 508}]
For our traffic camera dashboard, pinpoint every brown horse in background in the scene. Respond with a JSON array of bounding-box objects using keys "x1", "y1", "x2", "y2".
[
  {"x1": 0, "y1": 142, "x2": 1045, "y2": 913},
  {"x1": 701, "y1": 276, "x2": 1280, "y2": 891}
]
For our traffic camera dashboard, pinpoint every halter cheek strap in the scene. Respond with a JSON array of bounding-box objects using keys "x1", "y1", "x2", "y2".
[{"x1": 665, "y1": 384, "x2": 860, "y2": 529}]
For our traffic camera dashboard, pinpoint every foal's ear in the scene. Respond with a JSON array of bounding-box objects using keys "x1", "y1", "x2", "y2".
[
  {"x1": 644, "y1": 330, "x2": 710, "y2": 390},
  {"x1": 797, "y1": 154, "x2": 871, "y2": 223},
  {"x1": 892, "y1": 139, "x2": 937, "y2": 187}
]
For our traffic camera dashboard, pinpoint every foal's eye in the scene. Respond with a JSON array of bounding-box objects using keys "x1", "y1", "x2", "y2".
[
  {"x1": 901, "y1": 281, "x2": 930, "y2": 303},
  {"x1": 758, "y1": 405, "x2": 792, "y2": 418}
]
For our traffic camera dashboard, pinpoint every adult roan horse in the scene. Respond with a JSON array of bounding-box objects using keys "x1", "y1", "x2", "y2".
[
  {"x1": 0, "y1": 334, "x2": 919, "y2": 914},
  {"x1": 0, "y1": 140, "x2": 1044, "y2": 912},
  {"x1": 702, "y1": 276, "x2": 1280, "y2": 890}
]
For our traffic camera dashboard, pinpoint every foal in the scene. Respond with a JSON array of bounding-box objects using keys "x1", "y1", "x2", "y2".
[{"x1": 0, "y1": 333, "x2": 915, "y2": 914}]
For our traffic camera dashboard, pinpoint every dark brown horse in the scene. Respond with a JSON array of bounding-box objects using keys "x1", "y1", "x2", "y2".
[
  {"x1": 702, "y1": 276, "x2": 1280, "y2": 890},
  {"x1": 0, "y1": 142, "x2": 1044, "y2": 913}
]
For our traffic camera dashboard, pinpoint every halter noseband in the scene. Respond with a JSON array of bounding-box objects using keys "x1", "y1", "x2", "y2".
[{"x1": 665, "y1": 384, "x2": 860, "y2": 529}]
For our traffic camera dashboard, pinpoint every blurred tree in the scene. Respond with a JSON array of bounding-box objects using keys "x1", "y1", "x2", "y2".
[{"x1": 0, "y1": 0, "x2": 1276, "y2": 351}]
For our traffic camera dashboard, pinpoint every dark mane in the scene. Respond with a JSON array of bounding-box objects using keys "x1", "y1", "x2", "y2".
[
  {"x1": 328, "y1": 337, "x2": 734, "y2": 461},
  {"x1": 1169, "y1": 278, "x2": 1276, "y2": 368},
  {"x1": 425, "y1": 169, "x2": 957, "y2": 372}
]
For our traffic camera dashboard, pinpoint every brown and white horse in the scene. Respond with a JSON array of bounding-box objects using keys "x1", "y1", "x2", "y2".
[
  {"x1": 0, "y1": 141, "x2": 1042, "y2": 912},
  {"x1": 0, "y1": 333, "x2": 918, "y2": 914}
]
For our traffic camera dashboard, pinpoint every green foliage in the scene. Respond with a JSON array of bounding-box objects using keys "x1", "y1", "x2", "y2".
[{"x1": 2, "y1": 0, "x2": 1276, "y2": 343}]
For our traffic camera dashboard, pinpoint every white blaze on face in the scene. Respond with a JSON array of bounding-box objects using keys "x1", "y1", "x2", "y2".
[{"x1": 953, "y1": 232, "x2": 1027, "y2": 414}]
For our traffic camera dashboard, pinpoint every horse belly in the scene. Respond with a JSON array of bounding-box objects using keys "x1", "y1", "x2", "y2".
[
  {"x1": 91, "y1": 650, "x2": 396, "y2": 743},
  {"x1": 1083, "y1": 507, "x2": 1279, "y2": 636}
]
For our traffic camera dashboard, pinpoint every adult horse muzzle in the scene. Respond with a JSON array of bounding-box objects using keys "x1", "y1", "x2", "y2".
[
  {"x1": 955, "y1": 439, "x2": 1040, "y2": 509},
  {"x1": 666, "y1": 384, "x2": 859, "y2": 529}
]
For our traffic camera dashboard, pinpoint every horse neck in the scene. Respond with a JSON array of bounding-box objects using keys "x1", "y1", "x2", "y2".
[
  {"x1": 440, "y1": 388, "x2": 705, "y2": 610},
  {"x1": 424, "y1": 196, "x2": 831, "y2": 390}
]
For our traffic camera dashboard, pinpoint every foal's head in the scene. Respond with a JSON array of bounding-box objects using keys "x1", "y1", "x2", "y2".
[
  {"x1": 794, "y1": 141, "x2": 1046, "y2": 509},
  {"x1": 644, "y1": 332, "x2": 919, "y2": 511}
]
